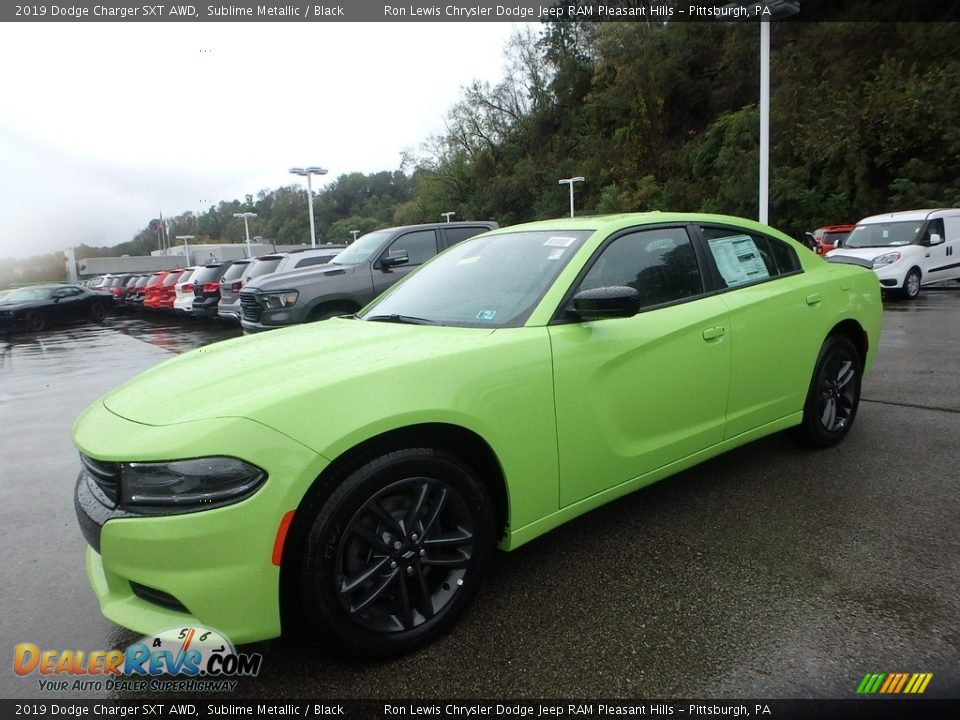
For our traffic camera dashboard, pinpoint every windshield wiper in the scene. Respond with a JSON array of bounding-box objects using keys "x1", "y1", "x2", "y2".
[{"x1": 365, "y1": 314, "x2": 438, "y2": 325}]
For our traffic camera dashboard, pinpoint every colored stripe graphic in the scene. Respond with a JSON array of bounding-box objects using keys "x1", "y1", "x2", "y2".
[{"x1": 857, "y1": 672, "x2": 932, "y2": 694}]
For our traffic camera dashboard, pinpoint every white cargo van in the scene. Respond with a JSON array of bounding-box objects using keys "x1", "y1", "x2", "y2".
[{"x1": 827, "y1": 208, "x2": 960, "y2": 299}]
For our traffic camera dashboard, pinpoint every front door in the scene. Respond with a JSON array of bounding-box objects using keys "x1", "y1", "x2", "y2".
[{"x1": 549, "y1": 226, "x2": 731, "y2": 507}]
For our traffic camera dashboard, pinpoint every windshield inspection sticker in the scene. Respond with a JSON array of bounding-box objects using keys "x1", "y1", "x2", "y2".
[
  {"x1": 476, "y1": 309, "x2": 497, "y2": 321},
  {"x1": 547, "y1": 248, "x2": 566, "y2": 260},
  {"x1": 544, "y1": 236, "x2": 577, "y2": 247}
]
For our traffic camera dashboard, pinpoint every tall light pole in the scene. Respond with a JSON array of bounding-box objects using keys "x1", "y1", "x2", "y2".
[
  {"x1": 350, "y1": 230, "x2": 360, "y2": 243},
  {"x1": 233, "y1": 211, "x2": 257, "y2": 255},
  {"x1": 289, "y1": 166, "x2": 328, "y2": 247},
  {"x1": 175, "y1": 235, "x2": 194, "y2": 266},
  {"x1": 441, "y1": 211, "x2": 456, "y2": 223},
  {"x1": 721, "y1": 2, "x2": 799, "y2": 224},
  {"x1": 558, "y1": 176, "x2": 585, "y2": 218}
]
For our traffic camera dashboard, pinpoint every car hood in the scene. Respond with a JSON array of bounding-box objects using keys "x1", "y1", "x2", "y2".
[
  {"x1": 245, "y1": 262, "x2": 358, "y2": 292},
  {"x1": 102, "y1": 318, "x2": 495, "y2": 428}
]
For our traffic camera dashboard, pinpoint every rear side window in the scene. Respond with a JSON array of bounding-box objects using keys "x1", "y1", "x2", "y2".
[
  {"x1": 443, "y1": 226, "x2": 491, "y2": 247},
  {"x1": 700, "y1": 226, "x2": 799, "y2": 288},
  {"x1": 247, "y1": 258, "x2": 284, "y2": 279},
  {"x1": 221, "y1": 262, "x2": 251, "y2": 281}
]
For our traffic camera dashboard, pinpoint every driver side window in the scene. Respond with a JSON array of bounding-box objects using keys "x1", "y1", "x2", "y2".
[
  {"x1": 387, "y1": 230, "x2": 440, "y2": 266},
  {"x1": 578, "y1": 227, "x2": 704, "y2": 309}
]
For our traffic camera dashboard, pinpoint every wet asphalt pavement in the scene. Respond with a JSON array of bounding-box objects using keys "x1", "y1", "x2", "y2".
[{"x1": 0, "y1": 294, "x2": 958, "y2": 701}]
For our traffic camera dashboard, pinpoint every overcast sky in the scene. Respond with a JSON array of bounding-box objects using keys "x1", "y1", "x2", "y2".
[{"x1": 0, "y1": 22, "x2": 523, "y2": 259}]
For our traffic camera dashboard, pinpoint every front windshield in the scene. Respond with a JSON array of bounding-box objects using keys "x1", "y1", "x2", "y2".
[
  {"x1": 360, "y1": 230, "x2": 592, "y2": 328},
  {"x1": 332, "y1": 231, "x2": 392, "y2": 265},
  {"x1": 7, "y1": 287, "x2": 55, "y2": 302},
  {"x1": 845, "y1": 221, "x2": 921, "y2": 249}
]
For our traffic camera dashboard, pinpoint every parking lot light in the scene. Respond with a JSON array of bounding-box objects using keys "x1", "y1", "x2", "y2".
[
  {"x1": 175, "y1": 235, "x2": 194, "y2": 265},
  {"x1": 441, "y1": 212, "x2": 456, "y2": 223},
  {"x1": 233, "y1": 212, "x2": 258, "y2": 255},
  {"x1": 289, "y1": 167, "x2": 328, "y2": 248},
  {"x1": 558, "y1": 177, "x2": 585, "y2": 218}
]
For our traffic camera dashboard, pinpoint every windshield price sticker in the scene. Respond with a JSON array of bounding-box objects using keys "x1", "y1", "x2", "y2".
[{"x1": 544, "y1": 236, "x2": 577, "y2": 247}]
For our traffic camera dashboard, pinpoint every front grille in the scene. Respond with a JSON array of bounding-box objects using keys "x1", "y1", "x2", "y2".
[
  {"x1": 80, "y1": 454, "x2": 120, "y2": 504},
  {"x1": 240, "y1": 293, "x2": 261, "y2": 322}
]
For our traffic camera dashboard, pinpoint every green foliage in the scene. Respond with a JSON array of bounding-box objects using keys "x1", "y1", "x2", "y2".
[{"x1": 12, "y1": 19, "x2": 957, "y2": 286}]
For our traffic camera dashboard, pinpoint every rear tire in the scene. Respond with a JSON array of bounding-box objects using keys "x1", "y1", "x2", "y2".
[
  {"x1": 89, "y1": 303, "x2": 106, "y2": 323},
  {"x1": 797, "y1": 335, "x2": 862, "y2": 448},
  {"x1": 296, "y1": 447, "x2": 494, "y2": 658}
]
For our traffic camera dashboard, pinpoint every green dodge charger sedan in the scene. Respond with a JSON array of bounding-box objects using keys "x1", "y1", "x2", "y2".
[{"x1": 73, "y1": 213, "x2": 882, "y2": 657}]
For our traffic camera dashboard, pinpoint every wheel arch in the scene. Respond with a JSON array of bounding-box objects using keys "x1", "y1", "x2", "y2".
[
  {"x1": 278, "y1": 421, "x2": 509, "y2": 627},
  {"x1": 827, "y1": 319, "x2": 870, "y2": 367},
  {"x1": 827, "y1": 318, "x2": 868, "y2": 367},
  {"x1": 307, "y1": 298, "x2": 361, "y2": 321}
]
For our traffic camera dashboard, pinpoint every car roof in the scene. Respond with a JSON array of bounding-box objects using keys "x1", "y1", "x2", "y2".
[
  {"x1": 857, "y1": 209, "x2": 960, "y2": 224},
  {"x1": 483, "y1": 212, "x2": 785, "y2": 237}
]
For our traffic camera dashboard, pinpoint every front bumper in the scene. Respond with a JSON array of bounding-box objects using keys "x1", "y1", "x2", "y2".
[
  {"x1": 873, "y1": 263, "x2": 909, "y2": 289},
  {"x1": 72, "y1": 401, "x2": 329, "y2": 643}
]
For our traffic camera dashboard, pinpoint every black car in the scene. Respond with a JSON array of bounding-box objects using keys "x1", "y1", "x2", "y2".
[
  {"x1": 190, "y1": 262, "x2": 233, "y2": 318},
  {"x1": 0, "y1": 284, "x2": 110, "y2": 333}
]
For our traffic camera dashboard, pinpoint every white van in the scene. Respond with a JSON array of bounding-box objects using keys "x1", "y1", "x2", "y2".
[{"x1": 827, "y1": 209, "x2": 960, "y2": 299}]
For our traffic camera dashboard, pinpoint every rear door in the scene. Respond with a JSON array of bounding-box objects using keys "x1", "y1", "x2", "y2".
[{"x1": 695, "y1": 224, "x2": 822, "y2": 438}]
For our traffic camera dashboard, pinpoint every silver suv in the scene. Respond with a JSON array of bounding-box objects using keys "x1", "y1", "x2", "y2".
[{"x1": 239, "y1": 222, "x2": 497, "y2": 333}]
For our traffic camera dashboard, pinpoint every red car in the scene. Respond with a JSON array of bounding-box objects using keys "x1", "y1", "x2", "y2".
[
  {"x1": 143, "y1": 270, "x2": 184, "y2": 311},
  {"x1": 810, "y1": 224, "x2": 855, "y2": 255}
]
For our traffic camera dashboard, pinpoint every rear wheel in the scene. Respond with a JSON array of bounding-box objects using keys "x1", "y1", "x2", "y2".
[
  {"x1": 89, "y1": 303, "x2": 106, "y2": 322},
  {"x1": 297, "y1": 448, "x2": 494, "y2": 658},
  {"x1": 797, "y1": 335, "x2": 862, "y2": 448},
  {"x1": 25, "y1": 311, "x2": 46, "y2": 332}
]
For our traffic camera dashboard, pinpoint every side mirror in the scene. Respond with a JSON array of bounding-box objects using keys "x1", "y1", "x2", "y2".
[
  {"x1": 380, "y1": 249, "x2": 409, "y2": 270},
  {"x1": 928, "y1": 233, "x2": 944, "y2": 245},
  {"x1": 571, "y1": 286, "x2": 640, "y2": 320},
  {"x1": 804, "y1": 232, "x2": 819, "y2": 252}
]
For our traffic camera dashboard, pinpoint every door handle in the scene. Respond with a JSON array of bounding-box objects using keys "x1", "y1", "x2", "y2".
[
  {"x1": 806, "y1": 293, "x2": 822, "y2": 306},
  {"x1": 702, "y1": 326, "x2": 726, "y2": 341}
]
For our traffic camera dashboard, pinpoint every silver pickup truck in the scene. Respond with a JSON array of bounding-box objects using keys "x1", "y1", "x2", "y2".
[{"x1": 239, "y1": 221, "x2": 497, "y2": 333}]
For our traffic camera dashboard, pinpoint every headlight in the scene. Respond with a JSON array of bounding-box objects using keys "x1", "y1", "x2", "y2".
[
  {"x1": 120, "y1": 457, "x2": 266, "y2": 514},
  {"x1": 872, "y1": 252, "x2": 901, "y2": 268},
  {"x1": 261, "y1": 291, "x2": 298, "y2": 310}
]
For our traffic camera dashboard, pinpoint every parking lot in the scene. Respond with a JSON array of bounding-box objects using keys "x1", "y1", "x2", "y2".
[{"x1": 1, "y1": 291, "x2": 958, "y2": 700}]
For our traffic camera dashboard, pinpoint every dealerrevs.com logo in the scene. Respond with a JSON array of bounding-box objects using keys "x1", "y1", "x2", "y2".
[{"x1": 14, "y1": 626, "x2": 262, "y2": 693}]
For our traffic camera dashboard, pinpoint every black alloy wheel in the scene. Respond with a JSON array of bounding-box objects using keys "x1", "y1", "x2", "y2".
[
  {"x1": 89, "y1": 303, "x2": 106, "y2": 322},
  {"x1": 25, "y1": 311, "x2": 45, "y2": 333},
  {"x1": 798, "y1": 335, "x2": 862, "y2": 447},
  {"x1": 297, "y1": 447, "x2": 494, "y2": 658}
]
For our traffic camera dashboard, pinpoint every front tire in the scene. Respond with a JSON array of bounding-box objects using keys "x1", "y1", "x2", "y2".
[
  {"x1": 297, "y1": 448, "x2": 494, "y2": 658},
  {"x1": 797, "y1": 335, "x2": 862, "y2": 448},
  {"x1": 900, "y1": 267, "x2": 921, "y2": 300},
  {"x1": 25, "y1": 311, "x2": 46, "y2": 332}
]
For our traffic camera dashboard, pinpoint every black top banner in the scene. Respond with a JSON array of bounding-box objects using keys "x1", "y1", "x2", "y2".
[{"x1": 4, "y1": 1, "x2": 960, "y2": 23}]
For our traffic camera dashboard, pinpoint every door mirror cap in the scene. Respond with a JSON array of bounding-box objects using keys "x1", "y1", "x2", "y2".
[
  {"x1": 571, "y1": 286, "x2": 640, "y2": 320},
  {"x1": 928, "y1": 233, "x2": 944, "y2": 245},
  {"x1": 380, "y1": 249, "x2": 409, "y2": 270}
]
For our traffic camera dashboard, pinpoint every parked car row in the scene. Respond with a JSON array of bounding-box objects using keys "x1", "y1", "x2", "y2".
[
  {"x1": 80, "y1": 222, "x2": 499, "y2": 332},
  {"x1": 89, "y1": 245, "x2": 346, "y2": 323}
]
